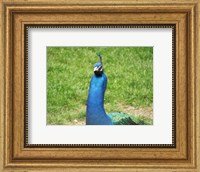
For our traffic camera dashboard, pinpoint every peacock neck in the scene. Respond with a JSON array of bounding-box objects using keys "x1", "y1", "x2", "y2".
[
  {"x1": 87, "y1": 88, "x2": 105, "y2": 111},
  {"x1": 86, "y1": 73, "x2": 113, "y2": 125},
  {"x1": 87, "y1": 74, "x2": 106, "y2": 116}
]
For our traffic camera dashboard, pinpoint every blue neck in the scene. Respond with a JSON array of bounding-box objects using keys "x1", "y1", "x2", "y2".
[{"x1": 86, "y1": 73, "x2": 112, "y2": 125}]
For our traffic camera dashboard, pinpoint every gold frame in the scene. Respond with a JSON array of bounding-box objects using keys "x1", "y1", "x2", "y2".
[{"x1": 0, "y1": 0, "x2": 199, "y2": 171}]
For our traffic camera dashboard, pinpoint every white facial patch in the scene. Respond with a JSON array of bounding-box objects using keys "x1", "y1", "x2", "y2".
[{"x1": 94, "y1": 67, "x2": 98, "y2": 71}]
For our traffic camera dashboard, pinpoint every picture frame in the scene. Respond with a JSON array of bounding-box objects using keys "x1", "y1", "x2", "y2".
[{"x1": 0, "y1": 0, "x2": 199, "y2": 171}]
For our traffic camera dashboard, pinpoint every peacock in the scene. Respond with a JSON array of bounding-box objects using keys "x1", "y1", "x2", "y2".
[{"x1": 86, "y1": 53, "x2": 139, "y2": 125}]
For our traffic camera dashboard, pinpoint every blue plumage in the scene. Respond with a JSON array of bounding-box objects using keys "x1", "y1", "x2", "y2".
[
  {"x1": 86, "y1": 54, "x2": 137, "y2": 125},
  {"x1": 86, "y1": 63, "x2": 112, "y2": 125}
]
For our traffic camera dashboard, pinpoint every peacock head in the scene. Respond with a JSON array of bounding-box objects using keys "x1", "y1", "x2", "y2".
[
  {"x1": 94, "y1": 62, "x2": 103, "y2": 77},
  {"x1": 94, "y1": 53, "x2": 103, "y2": 76}
]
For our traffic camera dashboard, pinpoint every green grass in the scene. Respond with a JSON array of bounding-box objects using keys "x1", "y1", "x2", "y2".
[{"x1": 47, "y1": 47, "x2": 153, "y2": 125}]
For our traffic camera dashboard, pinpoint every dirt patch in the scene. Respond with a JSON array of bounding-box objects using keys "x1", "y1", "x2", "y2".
[
  {"x1": 68, "y1": 119, "x2": 86, "y2": 125},
  {"x1": 117, "y1": 103, "x2": 153, "y2": 118}
]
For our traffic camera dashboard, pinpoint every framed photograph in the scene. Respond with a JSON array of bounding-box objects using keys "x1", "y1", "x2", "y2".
[
  {"x1": 28, "y1": 26, "x2": 173, "y2": 145},
  {"x1": 1, "y1": 0, "x2": 199, "y2": 171}
]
